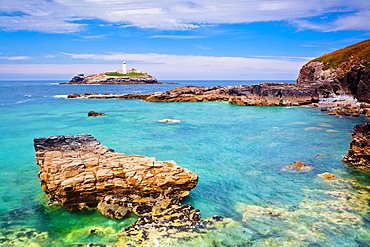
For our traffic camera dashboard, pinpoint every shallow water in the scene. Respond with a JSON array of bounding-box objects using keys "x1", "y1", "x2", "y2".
[{"x1": 0, "y1": 80, "x2": 369, "y2": 246}]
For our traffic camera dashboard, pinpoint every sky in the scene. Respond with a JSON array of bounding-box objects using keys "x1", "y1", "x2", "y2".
[{"x1": 0, "y1": 0, "x2": 370, "y2": 81}]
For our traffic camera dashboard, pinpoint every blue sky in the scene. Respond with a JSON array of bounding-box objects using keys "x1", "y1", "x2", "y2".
[{"x1": 0, "y1": 0, "x2": 369, "y2": 81}]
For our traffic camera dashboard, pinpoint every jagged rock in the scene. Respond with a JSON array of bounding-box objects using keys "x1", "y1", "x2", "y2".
[
  {"x1": 117, "y1": 204, "x2": 226, "y2": 245},
  {"x1": 33, "y1": 134, "x2": 198, "y2": 218},
  {"x1": 297, "y1": 39, "x2": 370, "y2": 102},
  {"x1": 87, "y1": 111, "x2": 105, "y2": 117},
  {"x1": 342, "y1": 122, "x2": 370, "y2": 169},
  {"x1": 146, "y1": 84, "x2": 319, "y2": 106},
  {"x1": 70, "y1": 74, "x2": 85, "y2": 83}
]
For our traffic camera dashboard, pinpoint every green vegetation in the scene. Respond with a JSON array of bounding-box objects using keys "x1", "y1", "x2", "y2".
[
  {"x1": 106, "y1": 72, "x2": 146, "y2": 76},
  {"x1": 312, "y1": 39, "x2": 370, "y2": 70}
]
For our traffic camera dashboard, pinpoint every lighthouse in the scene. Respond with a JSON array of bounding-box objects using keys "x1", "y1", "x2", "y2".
[{"x1": 122, "y1": 61, "x2": 127, "y2": 74}]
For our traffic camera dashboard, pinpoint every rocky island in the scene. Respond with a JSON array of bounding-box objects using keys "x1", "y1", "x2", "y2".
[{"x1": 62, "y1": 68, "x2": 162, "y2": 84}]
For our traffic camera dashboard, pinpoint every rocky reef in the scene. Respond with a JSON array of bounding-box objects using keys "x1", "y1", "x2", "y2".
[
  {"x1": 63, "y1": 71, "x2": 160, "y2": 85},
  {"x1": 343, "y1": 122, "x2": 370, "y2": 169},
  {"x1": 297, "y1": 39, "x2": 370, "y2": 102},
  {"x1": 33, "y1": 134, "x2": 198, "y2": 219},
  {"x1": 117, "y1": 204, "x2": 227, "y2": 246},
  {"x1": 145, "y1": 83, "x2": 319, "y2": 106}
]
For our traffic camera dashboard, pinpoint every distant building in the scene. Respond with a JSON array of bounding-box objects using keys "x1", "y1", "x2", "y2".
[{"x1": 122, "y1": 61, "x2": 127, "y2": 74}]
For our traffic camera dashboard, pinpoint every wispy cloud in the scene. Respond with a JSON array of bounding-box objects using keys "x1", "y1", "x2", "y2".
[
  {"x1": 0, "y1": 55, "x2": 31, "y2": 60},
  {"x1": 150, "y1": 35, "x2": 205, "y2": 39},
  {"x1": 0, "y1": 0, "x2": 369, "y2": 33}
]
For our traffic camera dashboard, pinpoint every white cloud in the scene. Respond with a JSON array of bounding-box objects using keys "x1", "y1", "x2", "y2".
[
  {"x1": 0, "y1": 52, "x2": 308, "y2": 79},
  {"x1": 0, "y1": 0, "x2": 369, "y2": 33},
  {"x1": 150, "y1": 35, "x2": 205, "y2": 39},
  {"x1": 0, "y1": 56, "x2": 31, "y2": 60}
]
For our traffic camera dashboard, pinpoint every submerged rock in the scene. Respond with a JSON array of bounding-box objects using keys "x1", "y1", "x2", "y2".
[
  {"x1": 318, "y1": 172, "x2": 336, "y2": 179},
  {"x1": 342, "y1": 122, "x2": 370, "y2": 169},
  {"x1": 33, "y1": 134, "x2": 198, "y2": 218},
  {"x1": 157, "y1": 119, "x2": 181, "y2": 123},
  {"x1": 117, "y1": 204, "x2": 241, "y2": 246},
  {"x1": 237, "y1": 174, "x2": 370, "y2": 246}
]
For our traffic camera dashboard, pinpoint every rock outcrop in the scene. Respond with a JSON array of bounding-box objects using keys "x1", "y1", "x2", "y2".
[
  {"x1": 146, "y1": 83, "x2": 319, "y2": 106},
  {"x1": 297, "y1": 39, "x2": 370, "y2": 102},
  {"x1": 342, "y1": 122, "x2": 370, "y2": 169},
  {"x1": 63, "y1": 71, "x2": 160, "y2": 84},
  {"x1": 34, "y1": 134, "x2": 198, "y2": 219}
]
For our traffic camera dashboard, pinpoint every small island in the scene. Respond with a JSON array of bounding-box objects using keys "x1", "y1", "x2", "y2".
[{"x1": 61, "y1": 62, "x2": 164, "y2": 84}]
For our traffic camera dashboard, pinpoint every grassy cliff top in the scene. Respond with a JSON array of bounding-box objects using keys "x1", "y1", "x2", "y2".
[
  {"x1": 312, "y1": 39, "x2": 370, "y2": 70},
  {"x1": 106, "y1": 72, "x2": 146, "y2": 77}
]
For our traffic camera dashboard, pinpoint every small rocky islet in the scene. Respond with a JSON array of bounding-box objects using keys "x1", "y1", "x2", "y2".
[
  {"x1": 30, "y1": 39, "x2": 370, "y2": 245},
  {"x1": 62, "y1": 68, "x2": 161, "y2": 85}
]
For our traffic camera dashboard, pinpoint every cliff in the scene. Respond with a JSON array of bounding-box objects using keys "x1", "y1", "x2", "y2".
[
  {"x1": 62, "y1": 70, "x2": 160, "y2": 84},
  {"x1": 297, "y1": 39, "x2": 370, "y2": 102},
  {"x1": 34, "y1": 134, "x2": 198, "y2": 219}
]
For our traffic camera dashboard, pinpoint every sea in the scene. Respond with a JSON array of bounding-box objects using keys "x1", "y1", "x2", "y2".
[{"x1": 0, "y1": 79, "x2": 370, "y2": 247}]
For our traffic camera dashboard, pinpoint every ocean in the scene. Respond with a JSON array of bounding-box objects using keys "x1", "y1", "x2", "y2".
[{"x1": 1, "y1": 80, "x2": 370, "y2": 246}]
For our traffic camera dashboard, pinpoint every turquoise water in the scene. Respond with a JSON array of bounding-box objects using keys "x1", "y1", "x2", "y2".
[{"x1": 1, "y1": 80, "x2": 370, "y2": 246}]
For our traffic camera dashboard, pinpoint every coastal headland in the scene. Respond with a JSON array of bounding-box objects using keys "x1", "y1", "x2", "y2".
[{"x1": 66, "y1": 40, "x2": 370, "y2": 116}]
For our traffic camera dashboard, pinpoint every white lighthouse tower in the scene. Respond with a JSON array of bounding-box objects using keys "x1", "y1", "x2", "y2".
[{"x1": 122, "y1": 61, "x2": 127, "y2": 74}]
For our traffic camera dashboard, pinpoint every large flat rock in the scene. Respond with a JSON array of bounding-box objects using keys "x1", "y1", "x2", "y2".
[{"x1": 34, "y1": 134, "x2": 198, "y2": 219}]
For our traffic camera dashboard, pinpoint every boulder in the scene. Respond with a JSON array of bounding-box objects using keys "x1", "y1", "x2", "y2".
[
  {"x1": 284, "y1": 161, "x2": 313, "y2": 171},
  {"x1": 33, "y1": 134, "x2": 198, "y2": 218},
  {"x1": 342, "y1": 122, "x2": 370, "y2": 169}
]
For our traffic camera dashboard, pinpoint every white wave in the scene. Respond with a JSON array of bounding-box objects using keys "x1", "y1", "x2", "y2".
[{"x1": 53, "y1": 95, "x2": 68, "y2": 98}]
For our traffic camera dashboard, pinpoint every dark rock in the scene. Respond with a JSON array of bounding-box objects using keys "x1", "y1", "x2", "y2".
[
  {"x1": 70, "y1": 74, "x2": 85, "y2": 83},
  {"x1": 87, "y1": 111, "x2": 105, "y2": 117}
]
